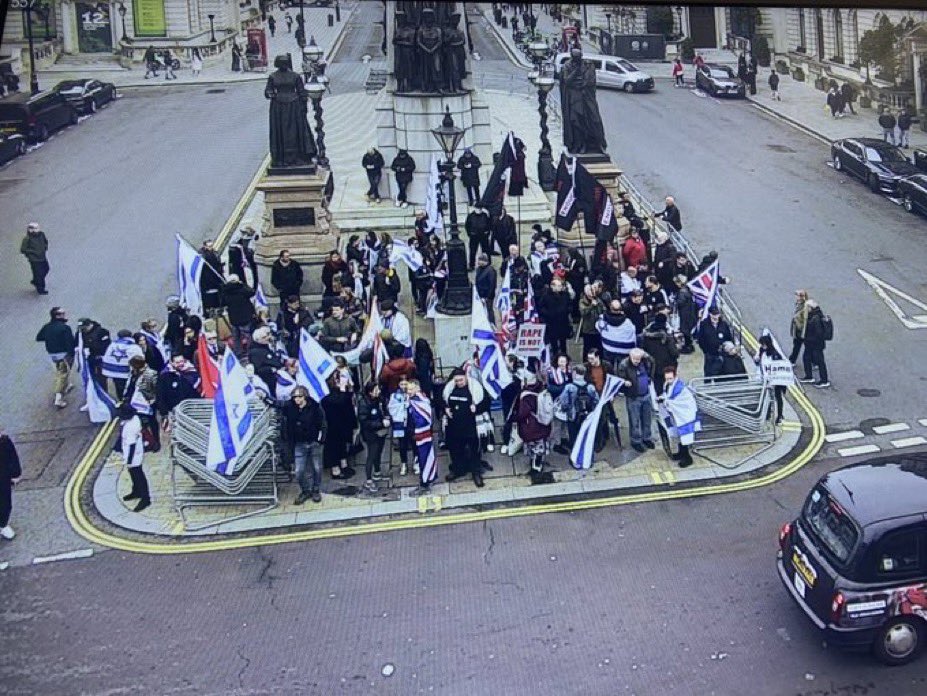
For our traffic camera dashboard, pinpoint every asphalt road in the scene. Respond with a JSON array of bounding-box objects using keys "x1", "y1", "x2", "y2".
[{"x1": 3, "y1": 459, "x2": 925, "y2": 695}]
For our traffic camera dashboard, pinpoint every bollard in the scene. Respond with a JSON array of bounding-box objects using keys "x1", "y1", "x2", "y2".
[{"x1": 328, "y1": 14, "x2": 334, "y2": 27}]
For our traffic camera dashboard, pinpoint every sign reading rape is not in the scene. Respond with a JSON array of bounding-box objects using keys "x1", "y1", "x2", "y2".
[{"x1": 514, "y1": 324, "x2": 546, "y2": 359}]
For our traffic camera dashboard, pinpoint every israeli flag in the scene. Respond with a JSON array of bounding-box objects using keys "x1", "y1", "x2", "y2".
[
  {"x1": 206, "y1": 350, "x2": 255, "y2": 475},
  {"x1": 296, "y1": 328, "x2": 336, "y2": 403},
  {"x1": 479, "y1": 341, "x2": 512, "y2": 399},
  {"x1": 129, "y1": 388, "x2": 153, "y2": 416},
  {"x1": 389, "y1": 238, "x2": 424, "y2": 272},
  {"x1": 176, "y1": 234, "x2": 204, "y2": 318},
  {"x1": 570, "y1": 375, "x2": 623, "y2": 470},
  {"x1": 470, "y1": 286, "x2": 497, "y2": 346},
  {"x1": 253, "y1": 282, "x2": 269, "y2": 312},
  {"x1": 75, "y1": 334, "x2": 116, "y2": 424},
  {"x1": 140, "y1": 328, "x2": 169, "y2": 364}
]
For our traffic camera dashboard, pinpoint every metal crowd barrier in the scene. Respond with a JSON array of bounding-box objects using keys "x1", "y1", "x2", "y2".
[{"x1": 169, "y1": 398, "x2": 280, "y2": 530}]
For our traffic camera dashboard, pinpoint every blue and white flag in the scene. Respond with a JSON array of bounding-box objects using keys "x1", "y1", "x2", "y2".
[
  {"x1": 253, "y1": 282, "x2": 269, "y2": 312},
  {"x1": 471, "y1": 287, "x2": 511, "y2": 398},
  {"x1": 470, "y1": 286, "x2": 497, "y2": 346},
  {"x1": 687, "y1": 259, "x2": 720, "y2": 323},
  {"x1": 139, "y1": 328, "x2": 169, "y2": 364},
  {"x1": 570, "y1": 374, "x2": 623, "y2": 470},
  {"x1": 660, "y1": 377, "x2": 702, "y2": 446},
  {"x1": 388, "y1": 238, "x2": 424, "y2": 272},
  {"x1": 129, "y1": 388, "x2": 153, "y2": 416},
  {"x1": 206, "y1": 350, "x2": 255, "y2": 475},
  {"x1": 75, "y1": 334, "x2": 116, "y2": 424},
  {"x1": 296, "y1": 328, "x2": 336, "y2": 403},
  {"x1": 176, "y1": 234, "x2": 204, "y2": 318}
]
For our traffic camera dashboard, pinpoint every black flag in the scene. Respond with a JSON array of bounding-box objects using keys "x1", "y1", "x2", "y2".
[{"x1": 478, "y1": 132, "x2": 520, "y2": 217}]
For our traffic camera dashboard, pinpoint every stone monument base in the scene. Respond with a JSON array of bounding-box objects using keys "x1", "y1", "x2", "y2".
[
  {"x1": 254, "y1": 168, "x2": 339, "y2": 305},
  {"x1": 432, "y1": 312, "x2": 473, "y2": 371}
]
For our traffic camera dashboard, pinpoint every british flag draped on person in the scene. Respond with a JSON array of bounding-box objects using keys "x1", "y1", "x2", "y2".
[{"x1": 407, "y1": 380, "x2": 436, "y2": 495}]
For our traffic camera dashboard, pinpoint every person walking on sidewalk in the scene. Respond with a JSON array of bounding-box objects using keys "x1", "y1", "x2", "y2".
[
  {"x1": 285, "y1": 13, "x2": 293, "y2": 33},
  {"x1": 190, "y1": 47, "x2": 203, "y2": 78},
  {"x1": 800, "y1": 300, "x2": 831, "y2": 389},
  {"x1": 284, "y1": 386, "x2": 326, "y2": 504},
  {"x1": 826, "y1": 86, "x2": 841, "y2": 119},
  {"x1": 879, "y1": 108, "x2": 896, "y2": 145},
  {"x1": 768, "y1": 70, "x2": 780, "y2": 101},
  {"x1": 118, "y1": 403, "x2": 151, "y2": 512},
  {"x1": 162, "y1": 49, "x2": 176, "y2": 80},
  {"x1": 840, "y1": 82, "x2": 856, "y2": 115},
  {"x1": 0, "y1": 426, "x2": 22, "y2": 541},
  {"x1": 267, "y1": 14, "x2": 277, "y2": 38},
  {"x1": 20, "y1": 222, "x2": 50, "y2": 295},
  {"x1": 36, "y1": 307, "x2": 75, "y2": 409},
  {"x1": 672, "y1": 58, "x2": 684, "y2": 87},
  {"x1": 788, "y1": 289, "x2": 809, "y2": 364},
  {"x1": 898, "y1": 108, "x2": 913, "y2": 149},
  {"x1": 143, "y1": 45, "x2": 159, "y2": 78}
]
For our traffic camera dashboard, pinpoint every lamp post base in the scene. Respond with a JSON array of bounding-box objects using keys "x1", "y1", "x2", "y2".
[
  {"x1": 437, "y1": 234, "x2": 472, "y2": 315},
  {"x1": 538, "y1": 150, "x2": 556, "y2": 192}
]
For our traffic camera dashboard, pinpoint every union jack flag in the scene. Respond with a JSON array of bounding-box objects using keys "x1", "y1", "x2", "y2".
[
  {"x1": 409, "y1": 393, "x2": 436, "y2": 485},
  {"x1": 687, "y1": 259, "x2": 720, "y2": 322},
  {"x1": 523, "y1": 281, "x2": 539, "y2": 323}
]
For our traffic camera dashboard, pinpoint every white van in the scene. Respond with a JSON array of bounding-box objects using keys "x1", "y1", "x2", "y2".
[{"x1": 553, "y1": 53, "x2": 654, "y2": 93}]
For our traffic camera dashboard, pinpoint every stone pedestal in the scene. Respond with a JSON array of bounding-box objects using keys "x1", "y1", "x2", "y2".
[
  {"x1": 254, "y1": 169, "x2": 339, "y2": 304},
  {"x1": 375, "y1": 90, "x2": 492, "y2": 205},
  {"x1": 433, "y1": 312, "x2": 473, "y2": 370},
  {"x1": 557, "y1": 156, "x2": 631, "y2": 248}
]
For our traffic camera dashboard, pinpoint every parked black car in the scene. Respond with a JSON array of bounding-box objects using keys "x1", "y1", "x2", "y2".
[
  {"x1": 0, "y1": 91, "x2": 78, "y2": 142},
  {"x1": 53, "y1": 79, "x2": 116, "y2": 114},
  {"x1": 694, "y1": 63, "x2": 745, "y2": 98},
  {"x1": 778, "y1": 456, "x2": 927, "y2": 665},
  {"x1": 898, "y1": 174, "x2": 927, "y2": 217},
  {"x1": 831, "y1": 137, "x2": 919, "y2": 195},
  {"x1": 0, "y1": 132, "x2": 26, "y2": 164}
]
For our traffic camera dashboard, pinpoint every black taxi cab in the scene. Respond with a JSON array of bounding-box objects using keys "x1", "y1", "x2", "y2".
[{"x1": 777, "y1": 456, "x2": 927, "y2": 665}]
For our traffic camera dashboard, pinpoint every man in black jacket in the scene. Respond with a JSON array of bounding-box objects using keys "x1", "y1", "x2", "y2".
[
  {"x1": 372, "y1": 264, "x2": 401, "y2": 305},
  {"x1": 491, "y1": 206, "x2": 516, "y2": 258},
  {"x1": 840, "y1": 82, "x2": 856, "y2": 115},
  {"x1": 284, "y1": 386, "x2": 326, "y2": 503},
  {"x1": 696, "y1": 306, "x2": 733, "y2": 378},
  {"x1": 362, "y1": 147, "x2": 385, "y2": 202},
  {"x1": 474, "y1": 253, "x2": 498, "y2": 323},
  {"x1": 390, "y1": 149, "x2": 416, "y2": 208},
  {"x1": 155, "y1": 355, "x2": 201, "y2": 421},
  {"x1": 77, "y1": 318, "x2": 111, "y2": 388},
  {"x1": 879, "y1": 108, "x2": 897, "y2": 145},
  {"x1": 221, "y1": 275, "x2": 256, "y2": 353},
  {"x1": 465, "y1": 206, "x2": 492, "y2": 270},
  {"x1": 0, "y1": 427, "x2": 22, "y2": 540},
  {"x1": 800, "y1": 300, "x2": 830, "y2": 388},
  {"x1": 457, "y1": 147, "x2": 482, "y2": 205},
  {"x1": 898, "y1": 108, "x2": 913, "y2": 149},
  {"x1": 36, "y1": 307, "x2": 75, "y2": 409},
  {"x1": 199, "y1": 239, "x2": 225, "y2": 312},
  {"x1": 655, "y1": 196, "x2": 682, "y2": 231},
  {"x1": 249, "y1": 327, "x2": 286, "y2": 397},
  {"x1": 20, "y1": 222, "x2": 50, "y2": 294},
  {"x1": 271, "y1": 249, "x2": 304, "y2": 300}
]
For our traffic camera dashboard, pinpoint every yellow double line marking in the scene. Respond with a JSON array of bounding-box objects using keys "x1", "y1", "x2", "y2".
[{"x1": 649, "y1": 471, "x2": 677, "y2": 485}]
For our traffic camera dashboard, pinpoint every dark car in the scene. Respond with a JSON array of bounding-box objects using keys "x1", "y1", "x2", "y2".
[
  {"x1": 695, "y1": 63, "x2": 745, "y2": 98},
  {"x1": 831, "y1": 137, "x2": 919, "y2": 195},
  {"x1": 898, "y1": 174, "x2": 927, "y2": 217},
  {"x1": 778, "y1": 456, "x2": 927, "y2": 665},
  {"x1": 53, "y1": 79, "x2": 116, "y2": 114},
  {"x1": 0, "y1": 132, "x2": 26, "y2": 165},
  {"x1": 0, "y1": 91, "x2": 78, "y2": 142}
]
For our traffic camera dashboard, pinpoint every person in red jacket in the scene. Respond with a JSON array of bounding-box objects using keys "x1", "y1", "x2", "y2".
[
  {"x1": 378, "y1": 343, "x2": 416, "y2": 397},
  {"x1": 621, "y1": 227, "x2": 648, "y2": 270},
  {"x1": 672, "y1": 58, "x2": 685, "y2": 87},
  {"x1": 516, "y1": 363, "x2": 553, "y2": 475}
]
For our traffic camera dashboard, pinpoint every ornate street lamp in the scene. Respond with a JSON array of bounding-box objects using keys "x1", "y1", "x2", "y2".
[
  {"x1": 674, "y1": 6, "x2": 683, "y2": 38},
  {"x1": 117, "y1": 3, "x2": 131, "y2": 44},
  {"x1": 297, "y1": 0, "x2": 306, "y2": 48},
  {"x1": 207, "y1": 14, "x2": 217, "y2": 43},
  {"x1": 528, "y1": 41, "x2": 556, "y2": 191},
  {"x1": 431, "y1": 107, "x2": 471, "y2": 315},
  {"x1": 305, "y1": 75, "x2": 329, "y2": 168},
  {"x1": 21, "y1": 2, "x2": 39, "y2": 94},
  {"x1": 605, "y1": 12, "x2": 612, "y2": 35}
]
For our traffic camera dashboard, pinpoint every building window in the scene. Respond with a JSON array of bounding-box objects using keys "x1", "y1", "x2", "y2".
[
  {"x1": 848, "y1": 10, "x2": 859, "y2": 63},
  {"x1": 814, "y1": 8, "x2": 824, "y2": 60},
  {"x1": 20, "y1": 2, "x2": 58, "y2": 40},
  {"x1": 133, "y1": 0, "x2": 167, "y2": 38},
  {"x1": 798, "y1": 8, "x2": 807, "y2": 51},
  {"x1": 834, "y1": 10, "x2": 844, "y2": 62}
]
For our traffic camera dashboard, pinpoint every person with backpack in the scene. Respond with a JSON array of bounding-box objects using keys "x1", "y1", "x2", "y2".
[
  {"x1": 616, "y1": 349, "x2": 656, "y2": 453},
  {"x1": 555, "y1": 365, "x2": 601, "y2": 455},
  {"x1": 799, "y1": 300, "x2": 831, "y2": 388},
  {"x1": 516, "y1": 362, "x2": 553, "y2": 475}
]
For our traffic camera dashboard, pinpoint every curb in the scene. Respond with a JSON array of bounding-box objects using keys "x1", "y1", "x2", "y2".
[
  {"x1": 479, "y1": 9, "x2": 534, "y2": 70},
  {"x1": 747, "y1": 96, "x2": 831, "y2": 145}
]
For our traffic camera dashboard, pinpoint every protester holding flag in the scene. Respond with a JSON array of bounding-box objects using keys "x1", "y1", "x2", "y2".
[
  {"x1": 596, "y1": 300, "x2": 637, "y2": 367},
  {"x1": 135, "y1": 327, "x2": 166, "y2": 373},
  {"x1": 118, "y1": 403, "x2": 151, "y2": 512},
  {"x1": 406, "y1": 379, "x2": 437, "y2": 494},
  {"x1": 443, "y1": 369, "x2": 486, "y2": 487},
  {"x1": 76, "y1": 317, "x2": 111, "y2": 387},
  {"x1": 156, "y1": 355, "x2": 201, "y2": 430},
  {"x1": 75, "y1": 332, "x2": 117, "y2": 423},
  {"x1": 658, "y1": 367, "x2": 700, "y2": 468},
  {"x1": 284, "y1": 386, "x2": 326, "y2": 504},
  {"x1": 125, "y1": 355, "x2": 160, "y2": 452},
  {"x1": 379, "y1": 300, "x2": 412, "y2": 357}
]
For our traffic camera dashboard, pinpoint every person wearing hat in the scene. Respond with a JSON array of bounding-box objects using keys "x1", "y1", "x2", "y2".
[
  {"x1": 118, "y1": 403, "x2": 151, "y2": 512},
  {"x1": 621, "y1": 289, "x2": 647, "y2": 335},
  {"x1": 457, "y1": 147, "x2": 482, "y2": 206},
  {"x1": 696, "y1": 306, "x2": 734, "y2": 379},
  {"x1": 20, "y1": 222, "x2": 50, "y2": 294},
  {"x1": 77, "y1": 317, "x2": 111, "y2": 388},
  {"x1": 198, "y1": 239, "x2": 225, "y2": 313},
  {"x1": 640, "y1": 304, "x2": 678, "y2": 394},
  {"x1": 362, "y1": 147, "x2": 385, "y2": 203}
]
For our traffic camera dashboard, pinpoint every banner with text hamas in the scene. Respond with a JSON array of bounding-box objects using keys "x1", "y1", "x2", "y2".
[{"x1": 133, "y1": 0, "x2": 167, "y2": 37}]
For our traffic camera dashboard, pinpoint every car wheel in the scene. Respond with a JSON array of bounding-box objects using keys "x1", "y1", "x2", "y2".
[
  {"x1": 709, "y1": 85, "x2": 717, "y2": 97},
  {"x1": 868, "y1": 173, "x2": 881, "y2": 194},
  {"x1": 832, "y1": 154, "x2": 842, "y2": 171},
  {"x1": 903, "y1": 194, "x2": 915, "y2": 213},
  {"x1": 89, "y1": 99, "x2": 97, "y2": 114},
  {"x1": 873, "y1": 617, "x2": 923, "y2": 666},
  {"x1": 623, "y1": 82, "x2": 634, "y2": 93},
  {"x1": 36, "y1": 124, "x2": 49, "y2": 142}
]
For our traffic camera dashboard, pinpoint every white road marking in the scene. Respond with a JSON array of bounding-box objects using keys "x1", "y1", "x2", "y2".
[
  {"x1": 873, "y1": 422, "x2": 910, "y2": 435},
  {"x1": 857, "y1": 268, "x2": 927, "y2": 330},
  {"x1": 0, "y1": 561, "x2": 8, "y2": 571},
  {"x1": 690, "y1": 89, "x2": 708, "y2": 98},
  {"x1": 32, "y1": 548, "x2": 94, "y2": 564},
  {"x1": 824, "y1": 430, "x2": 865, "y2": 443},
  {"x1": 837, "y1": 444, "x2": 881, "y2": 457},
  {"x1": 920, "y1": 419, "x2": 927, "y2": 427},
  {"x1": 891, "y1": 436, "x2": 927, "y2": 449}
]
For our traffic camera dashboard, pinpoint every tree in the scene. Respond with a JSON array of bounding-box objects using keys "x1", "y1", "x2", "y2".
[
  {"x1": 645, "y1": 6, "x2": 674, "y2": 39},
  {"x1": 858, "y1": 15, "x2": 909, "y2": 85}
]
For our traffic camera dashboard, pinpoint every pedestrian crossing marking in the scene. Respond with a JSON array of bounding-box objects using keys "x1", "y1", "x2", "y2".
[
  {"x1": 662, "y1": 471, "x2": 676, "y2": 484},
  {"x1": 873, "y1": 423, "x2": 910, "y2": 435},
  {"x1": 857, "y1": 269, "x2": 927, "y2": 330},
  {"x1": 779, "y1": 421, "x2": 803, "y2": 432},
  {"x1": 919, "y1": 419, "x2": 927, "y2": 427},
  {"x1": 837, "y1": 444, "x2": 881, "y2": 458},
  {"x1": 891, "y1": 436, "x2": 927, "y2": 449},
  {"x1": 417, "y1": 495, "x2": 444, "y2": 513},
  {"x1": 649, "y1": 472, "x2": 662, "y2": 485},
  {"x1": 824, "y1": 430, "x2": 864, "y2": 443}
]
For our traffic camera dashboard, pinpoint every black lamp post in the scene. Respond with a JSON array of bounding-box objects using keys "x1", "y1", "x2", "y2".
[
  {"x1": 605, "y1": 12, "x2": 611, "y2": 35},
  {"x1": 431, "y1": 106, "x2": 471, "y2": 315},
  {"x1": 297, "y1": 0, "x2": 306, "y2": 48},
  {"x1": 117, "y1": 3, "x2": 131, "y2": 43},
  {"x1": 306, "y1": 75, "x2": 329, "y2": 168},
  {"x1": 21, "y1": 1, "x2": 39, "y2": 95},
  {"x1": 528, "y1": 41, "x2": 556, "y2": 191},
  {"x1": 335, "y1": 0, "x2": 341, "y2": 23},
  {"x1": 675, "y1": 6, "x2": 683, "y2": 38},
  {"x1": 207, "y1": 14, "x2": 217, "y2": 43}
]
